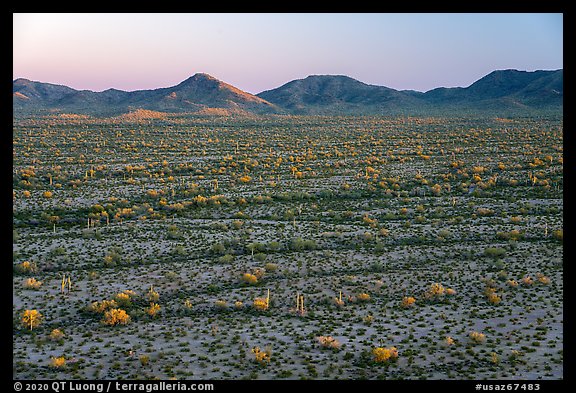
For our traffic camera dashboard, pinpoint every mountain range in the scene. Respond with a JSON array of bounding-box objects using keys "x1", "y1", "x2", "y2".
[{"x1": 13, "y1": 69, "x2": 563, "y2": 117}]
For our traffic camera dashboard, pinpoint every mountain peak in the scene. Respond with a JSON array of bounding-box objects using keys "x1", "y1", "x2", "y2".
[
  {"x1": 305, "y1": 74, "x2": 356, "y2": 80},
  {"x1": 193, "y1": 72, "x2": 217, "y2": 80},
  {"x1": 178, "y1": 73, "x2": 219, "y2": 85},
  {"x1": 14, "y1": 78, "x2": 32, "y2": 84},
  {"x1": 12, "y1": 73, "x2": 278, "y2": 116}
]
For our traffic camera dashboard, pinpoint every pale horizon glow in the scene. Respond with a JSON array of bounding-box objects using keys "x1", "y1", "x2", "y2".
[{"x1": 13, "y1": 13, "x2": 563, "y2": 94}]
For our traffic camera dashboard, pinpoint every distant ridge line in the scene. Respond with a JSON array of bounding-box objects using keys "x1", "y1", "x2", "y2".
[{"x1": 13, "y1": 69, "x2": 563, "y2": 116}]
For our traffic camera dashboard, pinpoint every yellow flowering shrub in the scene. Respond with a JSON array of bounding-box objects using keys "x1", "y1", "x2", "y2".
[
  {"x1": 316, "y1": 336, "x2": 341, "y2": 350},
  {"x1": 357, "y1": 293, "x2": 371, "y2": 302},
  {"x1": 484, "y1": 287, "x2": 502, "y2": 305},
  {"x1": 521, "y1": 276, "x2": 534, "y2": 286},
  {"x1": 469, "y1": 331, "x2": 486, "y2": 344},
  {"x1": 139, "y1": 354, "x2": 150, "y2": 367},
  {"x1": 23, "y1": 277, "x2": 42, "y2": 289},
  {"x1": 552, "y1": 229, "x2": 563, "y2": 242},
  {"x1": 102, "y1": 308, "x2": 131, "y2": 326},
  {"x1": 251, "y1": 346, "x2": 271, "y2": 364},
  {"x1": 536, "y1": 273, "x2": 550, "y2": 285},
  {"x1": 16, "y1": 261, "x2": 37, "y2": 274},
  {"x1": 423, "y1": 283, "x2": 445, "y2": 300},
  {"x1": 241, "y1": 273, "x2": 258, "y2": 285},
  {"x1": 253, "y1": 297, "x2": 269, "y2": 311},
  {"x1": 49, "y1": 329, "x2": 65, "y2": 341},
  {"x1": 490, "y1": 352, "x2": 499, "y2": 364},
  {"x1": 145, "y1": 303, "x2": 161, "y2": 318},
  {"x1": 401, "y1": 296, "x2": 416, "y2": 308},
  {"x1": 507, "y1": 279, "x2": 518, "y2": 287},
  {"x1": 372, "y1": 346, "x2": 399, "y2": 363},
  {"x1": 487, "y1": 292, "x2": 501, "y2": 305},
  {"x1": 215, "y1": 300, "x2": 227, "y2": 309},
  {"x1": 50, "y1": 356, "x2": 66, "y2": 368},
  {"x1": 114, "y1": 292, "x2": 132, "y2": 307}
]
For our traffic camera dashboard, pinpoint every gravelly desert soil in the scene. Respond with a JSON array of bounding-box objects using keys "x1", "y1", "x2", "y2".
[{"x1": 13, "y1": 114, "x2": 562, "y2": 380}]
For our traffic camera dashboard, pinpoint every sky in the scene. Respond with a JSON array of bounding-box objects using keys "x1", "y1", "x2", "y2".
[{"x1": 13, "y1": 13, "x2": 563, "y2": 94}]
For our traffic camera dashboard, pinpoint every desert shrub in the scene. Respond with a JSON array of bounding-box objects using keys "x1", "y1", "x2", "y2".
[
  {"x1": 378, "y1": 228, "x2": 390, "y2": 237},
  {"x1": 437, "y1": 229, "x2": 451, "y2": 239},
  {"x1": 231, "y1": 220, "x2": 244, "y2": 229},
  {"x1": 254, "y1": 252, "x2": 267, "y2": 262},
  {"x1": 49, "y1": 329, "x2": 65, "y2": 341},
  {"x1": 267, "y1": 241, "x2": 281, "y2": 251},
  {"x1": 102, "y1": 308, "x2": 131, "y2": 325},
  {"x1": 521, "y1": 276, "x2": 534, "y2": 286},
  {"x1": 251, "y1": 346, "x2": 271, "y2": 365},
  {"x1": 264, "y1": 263, "x2": 278, "y2": 272},
  {"x1": 357, "y1": 293, "x2": 371, "y2": 302},
  {"x1": 372, "y1": 346, "x2": 399, "y2": 363},
  {"x1": 210, "y1": 242, "x2": 226, "y2": 255},
  {"x1": 139, "y1": 355, "x2": 150, "y2": 367},
  {"x1": 214, "y1": 300, "x2": 227, "y2": 310},
  {"x1": 146, "y1": 287, "x2": 159, "y2": 302},
  {"x1": 219, "y1": 254, "x2": 234, "y2": 263},
  {"x1": 50, "y1": 356, "x2": 66, "y2": 368},
  {"x1": 253, "y1": 298, "x2": 268, "y2": 311},
  {"x1": 241, "y1": 273, "x2": 258, "y2": 285},
  {"x1": 484, "y1": 287, "x2": 502, "y2": 305},
  {"x1": 536, "y1": 273, "x2": 550, "y2": 285},
  {"x1": 114, "y1": 292, "x2": 133, "y2": 307},
  {"x1": 552, "y1": 229, "x2": 563, "y2": 242},
  {"x1": 316, "y1": 336, "x2": 341, "y2": 350},
  {"x1": 88, "y1": 299, "x2": 118, "y2": 314},
  {"x1": 145, "y1": 303, "x2": 161, "y2": 318},
  {"x1": 23, "y1": 278, "x2": 42, "y2": 290},
  {"x1": 469, "y1": 331, "x2": 486, "y2": 344},
  {"x1": 476, "y1": 207, "x2": 494, "y2": 216},
  {"x1": 401, "y1": 296, "x2": 416, "y2": 308},
  {"x1": 497, "y1": 230, "x2": 523, "y2": 241},
  {"x1": 289, "y1": 238, "x2": 317, "y2": 251},
  {"x1": 15, "y1": 261, "x2": 38, "y2": 275},
  {"x1": 484, "y1": 247, "x2": 507, "y2": 259},
  {"x1": 422, "y1": 283, "x2": 445, "y2": 301}
]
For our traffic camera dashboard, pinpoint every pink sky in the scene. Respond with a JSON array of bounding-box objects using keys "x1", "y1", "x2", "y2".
[{"x1": 13, "y1": 13, "x2": 563, "y2": 94}]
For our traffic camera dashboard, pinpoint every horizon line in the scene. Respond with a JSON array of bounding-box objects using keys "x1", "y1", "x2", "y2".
[{"x1": 13, "y1": 68, "x2": 563, "y2": 96}]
